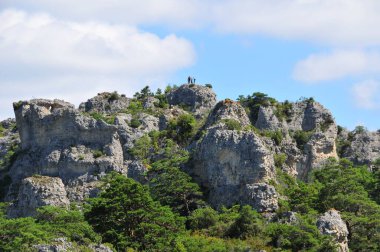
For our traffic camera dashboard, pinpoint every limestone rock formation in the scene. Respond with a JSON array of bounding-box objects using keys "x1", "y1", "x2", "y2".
[
  {"x1": 341, "y1": 129, "x2": 380, "y2": 165},
  {"x1": 192, "y1": 126, "x2": 276, "y2": 209},
  {"x1": 7, "y1": 176, "x2": 70, "y2": 218},
  {"x1": 317, "y1": 209, "x2": 349, "y2": 252},
  {"x1": 7, "y1": 99, "x2": 126, "y2": 202},
  {"x1": 79, "y1": 92, "x2": 130, "y2": 113},
  {"x1": 167, "y1": 84, "x2": 216, "y2": 116},
  {"x1": 243, "y1": 183, "x2": 278, "y2": 212},
  {"x1": 255, "y1": 100, "x2": 338, "y2": 179},
  {"x1": 204, "y1": 99, "x2": 251, "y2": 128}
]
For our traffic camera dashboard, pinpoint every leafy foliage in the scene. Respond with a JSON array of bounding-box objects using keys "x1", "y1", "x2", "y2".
[
  {"x1": 85, "y1": 173, "x2": 185, "y2": 251},
  {"x1": 0, "y1": 204, "x2": 100, "y2": 252},
  {"x1": 221, "y1": 119, "x2": 242, "y2": 131}
]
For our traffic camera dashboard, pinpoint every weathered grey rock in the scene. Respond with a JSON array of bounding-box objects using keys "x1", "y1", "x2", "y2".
[
  {"x1": 115, "y1": 113, "x2": 159, "y2": 159},
  {"x1": 167, "y1": 84, "x2": 216, "y2": 116},
  {"x1": 143, "y1": 96, "x2": 159, "y2": 109},
  {"x1": 89, "y1": 244, "x2": 114, "y2": 252},
  {"x1": 317, "y1": 210, "x2": 349, "y2": 252},
  {"x1": 33, "y1": 238, "x2": 113, "y2": 252},
  {"x1": 255, "y1": 106, "x2": 281, "y2": 131},
  {"x1": 79, "y1": 92, "x2": 130, "y2": 113},
  {"x1": 342, "y1": 129, "x2": 380, "y2": 166},
  {"x1": 192, "y1": 127, "x2": 275, "y2": 209},
  {"x1": 7, "y1": 176, "x2": 70, "y2": 218},
  {"x1": 33, "y1": 238, "x2": 73, "y2": 252},
  {"x1": 204, "y1": 99, "x2": 251, "y2": 129},
  {"x1": 6, "y1": 99, "x2": 126, "y2": 202},
  {"x1": 278, "y1": 211, "x2": 298, "y2": 224},
  {"x1": 243, "y1": 183, "x2": 278, "y2": 212},
  {"x1": 125, "y1": 160, "x2": 148, "y2": 183}
]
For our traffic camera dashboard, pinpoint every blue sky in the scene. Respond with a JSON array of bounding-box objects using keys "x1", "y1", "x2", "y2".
[{"x1": 0, "y1": 1, "x2": 379, "y2": 130}]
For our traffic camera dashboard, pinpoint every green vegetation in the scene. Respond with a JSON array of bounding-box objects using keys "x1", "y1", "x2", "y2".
[
  {"x1": 205, "y1": 84, "x2": 213, "y2": 88},
  {"x1": 129, "y1": 117, "x2": 141, "y2": 128},
  {"x1": 167, "y1": 113, "x2": 197, "y2": 145},
  {"x1": 274, "y1": 100, "x2": 293, "y2": 122},
  {"x1": 221, "y1": 119, "x2": 242, "y2": 131},
  {"x1": 108, "y1": 91, "x2": 120, "y2": 101},
  {"x1": 274, "y1": 153, "x2": 287, "y2": 168},
  {"x1": 92, "y1": 150, "x2": 104, "y2": 159},
  {"x1": 293, "y1": 130, "x2": 314, "y2": 150},
  {"x1": 260, "y1": 130, "x2": 283, "y2": 145},
  {"x1": 88, "y1": 112, "x2": 115, "y2": 124},
  {"x1": 237, "y1": 92, "x2": 277, "y2": 123},
  {"x1": 85, "y1": 173, "x2": 184, "y2": 251},
  {"x1": 0, "y1": 204, "x2": 101, "y2": 252},
  {"x1": 0, "y1": 124, "x2": 4, "y2": 137},
  {"x1": 13, "y1": 100, "x2": 24, "y2": 110}
]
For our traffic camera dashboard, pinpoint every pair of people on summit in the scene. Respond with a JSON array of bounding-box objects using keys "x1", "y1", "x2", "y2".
[{"x1": 187, "y1": 76, "x2": 196, "y2": 84}]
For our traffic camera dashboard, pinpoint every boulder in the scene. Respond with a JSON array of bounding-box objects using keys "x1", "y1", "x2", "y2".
[
  {"x1": 317, "y1": 209, "x2": 349, "y2": 252},
  {"x1": 166, "y1": 84, "x2": 216, "y2": 116},
  {"x1": 7, "y1": 176, "x2": 70, "y2": 218}
]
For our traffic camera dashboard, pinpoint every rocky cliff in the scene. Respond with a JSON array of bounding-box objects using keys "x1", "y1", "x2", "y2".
[{"x1": 0, "y1": 83, "x2": 379, "y2": 219}]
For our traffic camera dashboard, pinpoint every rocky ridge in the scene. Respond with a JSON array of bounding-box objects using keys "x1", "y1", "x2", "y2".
[{"x1": 0, "y1": 83, "x2": 379, "y2": 250}]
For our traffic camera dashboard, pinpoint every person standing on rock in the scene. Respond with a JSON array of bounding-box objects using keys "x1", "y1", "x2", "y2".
[
  {"x1": 193, "y1": 77, "x2": 196, "y2": 83},
  {"x1": 188, "y1": 76, "x2": 191, "y2": 84}
]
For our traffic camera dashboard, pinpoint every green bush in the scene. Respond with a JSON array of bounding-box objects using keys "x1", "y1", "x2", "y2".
[
  {"x1": 221, "y1": 119, "x2": 242, "y2": 131},
  {"x1": 274, "y1": 153, "x2": 287, "y2": 168},
  {"x1": 205, "y1": 84, "x2": 213, "y2": 88},
  {"x1": 92, "y1": 150, "x2": 104, "y2": 159},
  {"x1": 293, "y1": 130, "x2": 314, "y2": 150},
  {"x1": 108, "y1": 91, "x2": 120, "y2": 101},
  {"x1": 261, "y1": 130, "x2": 283, "y2": 145},
  {"x1": 129, "y1": 117, "x2": 141, "y2": 128}
]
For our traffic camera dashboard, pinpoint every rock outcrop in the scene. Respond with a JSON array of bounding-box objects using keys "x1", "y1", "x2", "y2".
[
  {"x1": 341, "y1": 129, "x2": 380, "y2": 166},
  {"x1": 244, "y1": 183, "x2": 278, "y2": 212},
  {"x1": 255, "y1": 100, "x2": 338, "y2": 179},
  {"x1": 192, "y1": 126, "x2": 276, "y2": 210},
  {"x1": 204, "y1": 99, "x2": 251, "y2": 128},
  {"x1": 79, "y1": 92, "x2": 130, "y2": 114},
  {"x1": 7, "y1": 99, "x2": 126, "y2": 202},
  {"x1": 7, "y1": 176, "x2": 70, "y2": 218},
  {"x1": 317, "y1": 209, "x2": 349, "y2": 252},
  {"x1": 167, "y1": 84, "x2": 216, "y2": 116}
]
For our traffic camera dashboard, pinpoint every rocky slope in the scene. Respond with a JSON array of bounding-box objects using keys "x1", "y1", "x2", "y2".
[{"x1": 0, "y1": 83, "x2": 379, "y2": 250}]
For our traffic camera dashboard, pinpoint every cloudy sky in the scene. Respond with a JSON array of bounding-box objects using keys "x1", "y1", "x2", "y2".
[{"x1": 1, "y1": 0, "x2": 379, "y2": 130}]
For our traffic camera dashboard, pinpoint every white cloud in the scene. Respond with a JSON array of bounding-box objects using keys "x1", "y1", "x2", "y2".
[
  {"x1": 0, "y1": 9, "x2": 195, "y2": 119},
  {"x1": 4, "y1": 0, "x2": 380, "y2": 46},
  {"x1": 293, "y1": 50, "x2": 380, "y2": 82},
  {"x1": 351, "y1": 80, "x2": 380, "y2": 109}
]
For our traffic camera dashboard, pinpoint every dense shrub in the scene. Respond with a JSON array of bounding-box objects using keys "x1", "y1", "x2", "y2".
[{"x1": 221, "y1": 119, "x2": 242, "y2": 131}]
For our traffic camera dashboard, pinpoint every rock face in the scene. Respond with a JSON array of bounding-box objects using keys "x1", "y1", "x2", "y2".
[
  {"x1": 255, "y1": 100, "x2": 338, "y2": 179},
  {"x1": 204, "y1": 99, "x2": 251, "y2": 128},
  {"x1": 167, "y1": 84, "x2": 216, "y2": 116},
  {"x1": 192, "y1": 126, "x2": 276, "y2": 210},
  {"x1": 7, "y1": 99, "x2": 126, "y2": 202},
  {"x1": 7, "y1": 176, "x2": 70, "y2": 218},
  {"x1": 342, "y1": 129, "x2": 380, "y2": 165},
  {"x1": 317, "y1": 210, "x2": 349, "y2": 252},
  {"x1": 244, "y1": 183, "x2": 278, "y2": 212},
  {"x1": 79, "y1": 92, "x2": 130, "y2": 113}
]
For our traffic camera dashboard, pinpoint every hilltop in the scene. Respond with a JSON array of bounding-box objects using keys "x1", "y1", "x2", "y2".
[{"x1": 0, "y1": 84, "x2": 379, "y2": 251}]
